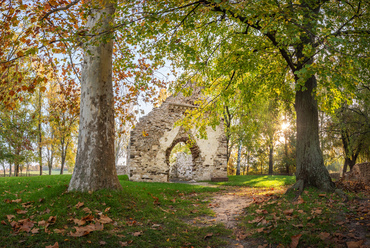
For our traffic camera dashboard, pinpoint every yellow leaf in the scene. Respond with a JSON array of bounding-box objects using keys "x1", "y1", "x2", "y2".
[{"x1": 17, "y1": 51, "x2": 24, "y2": 57}]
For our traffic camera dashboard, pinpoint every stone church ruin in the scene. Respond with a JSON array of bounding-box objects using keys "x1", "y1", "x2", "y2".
[{"x1": 124, "y1": 88, "x2": 228, "y2": 182}]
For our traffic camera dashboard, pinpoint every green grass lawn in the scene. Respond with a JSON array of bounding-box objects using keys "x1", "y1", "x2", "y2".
[
  {"x1": 1, "y1": 174, "x2": 367, "y2": 248},
  {"x1": 212, "y1": 175, "x2": 296, "y2": 187},
  {"x1": 0, "y1": 175, "x2": 230, "y2": 248}
]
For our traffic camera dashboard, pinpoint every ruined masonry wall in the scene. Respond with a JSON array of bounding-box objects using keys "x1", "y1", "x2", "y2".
[
  {"x1": 170, "y1": 152, "x2": 193, "y2": 181},
  {"x1": 126, "y1": 92, "x2": 228, "y2": 182}
]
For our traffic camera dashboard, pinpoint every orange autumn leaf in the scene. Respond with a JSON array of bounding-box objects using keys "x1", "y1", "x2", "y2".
[
  {"x1": 45, "y1": 242, "x2": 59, "y2": 248},
  {"x1": 290, "y1": 234, "x2": 302, "y2": 248}
]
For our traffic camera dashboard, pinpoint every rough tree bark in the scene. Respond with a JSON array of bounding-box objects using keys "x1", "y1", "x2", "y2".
[
  {"x1": 286, "y1": 2, "x2": 335, "y2": 194},
  {"x1": 290, "y1": 75, "x2": 335, "y2": 193},
  {"x1": 68, "y1": 0, "x2": 122, "y2": 192}
]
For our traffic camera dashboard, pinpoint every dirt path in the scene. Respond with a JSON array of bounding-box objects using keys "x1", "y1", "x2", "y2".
[{"x1": 207, "y1": 187, "x2": 254, "y2": 228}]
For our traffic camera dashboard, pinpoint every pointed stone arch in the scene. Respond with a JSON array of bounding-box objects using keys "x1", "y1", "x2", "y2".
[{"x1": 126, "y1": 91, "x2": 228, "y2": 182}]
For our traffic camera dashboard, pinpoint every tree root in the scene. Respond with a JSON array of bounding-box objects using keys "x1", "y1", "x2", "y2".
[
  {"x1": 335, "y1": 188, "x2": 349, "y2": 202},
  {"x1": 286, "y1": 179, "x2": 346, "y2": 201},
  {"x1": 285, "y1": 179, "x2": 304, "y2": 200}
]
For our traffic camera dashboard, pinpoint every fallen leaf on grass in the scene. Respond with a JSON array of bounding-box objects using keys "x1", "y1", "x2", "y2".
[
  {"x1": 132, "y1": 231, "x2": 142, "y2": 237},
  {"x1": 11, "y1": 199, "x2": 22, "y2": 203},
  {"x1": 283, "y1": 209, "x2": 294, "y2": 215},
  {"x1": 7, "y1": 215, "x2": 15, "y2": 221},
  {"x1": 95, "y1": 222, "x2": 104, "y2": 231},
  {"x1": 38, "y1": 220, "x2": 47, "y2": 227},
  {"x1": 19, "y1": 219, "x2": 34, "y2": 233},
  {"x1": 256, "y1": 228, "x2": 264, "y2": 233},
  {"x1": 104, "y1": 207, "x2": 110, "y2": 212},
  {"x1": 10, "y1": 221, "x2": 18, "y2": 228},
  {"x1": 99, "y1": 215, "x2": 113, "y2": 224},
  {"x1": 318, "y1": 232, "x2": 330, "y2": 240},
  {"x1": 346, "y1": 240, "x2": 364, "y2": 248},
  {"x1": 83, "y1": 207, "x2": 92, "y2": 214},
  {"x1": 48, "y1": 216, "x2": 57, "y2": 224},
  {"x1": 119, "y1": 241, "x2": 128, "y2": 247},
  {"x1": 290, "y1": 234, "x2": 302, "y2": 248},
  {"x1": 292, "y1": 224, "x2": 303, "y2": 228},
  {"x1": 54, "y1": 229, "x2": 65, "y2": 234},
  {"x1": 15, "y1": 209, "x2": 28, "y2": 214},
  {"x1": 1, "y1": 220, "x2": 6, "y2": 225},
  {"x1": 255, "y1": 209, "x2": 268, "y2": 214},
  {"x1": 45, "y1": 242, "x2": 58, "y2": 248},
  {"x1": 204, "y1": 233, "x2": 213, "y2": 239},
  {"x1": 69, "y1": 223, "x2": 104, "y2": 237},
  {"x1": 81, "y1": 214, "x2": 94, "y2": 222},
  {"x1": 312, "y1": 209, "x2": 322, "y2": 215},
  {"x1": 248, "y1": 216, "x2": 264, "y2": 224},
  {"x1": 318, "y1": 194, "x2": 326, "y2": 197},
  {"x1": 294, "y1": 196, "x2": 304, "y2": 205},
  {"x1": 258, "y1": 245, "x2": 268, "y2": 248},
  {"x1": 99, "y1": 241, "x2": 106, "y2": 245},
  {"x1": 73, "y1": 219, "x2": 86, "y2": 226},
  {"x1": 31, "y1": 228, "x2": 39, "y2": 234},
  {"x1": 75, "y1": 202, "x2": 84, "y2": 209}
]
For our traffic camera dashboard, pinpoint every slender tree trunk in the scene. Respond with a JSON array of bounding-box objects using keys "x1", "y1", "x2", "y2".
[
  {"x1": 15, "y1": 148, "x2": 20, "y2": 177},
  {"x1": 15, "y1": 163, "x2": 19, "y2": 177},
  {"x1": 9, "y1": 163, "x2": 12, "y2": 176},
  {"x1": 268, "y1": 143, "x2": 274, "y2": 175},
  {"x1": 261, "y1": 160, "x2": 263, "y2": 174},
  {"x1": 341, "y1": 129, "x2": 361, "y2": 174},
  {"x1": 284, "y1": 132, "x2": 289, "y2": 175},
  {"x1": 246, "y1": 151, "x2": 250, "y2": 175},
  {"x1": 223, "y1": 106, "x2": 232, "y2": 164},
  {"x1": 292, "y1": 75, "x2": 335, "y2": 192},
  {"x1": 342, "y1": 157, "x2": 358, "y2": 174},
  {"x1": 236, "y1": 141, "x2": 242, "y2": 175},
  {"x1": 60, "y1": 138, "x2": 67, "y2": 175},
  {"x1": 39, "y1": 88, "x2": 43, "y2": 176},
  {"x1": 1, "y1": 162, "x2": 5, "y2": 177},
  {"x1": 68, "y1": 0, "x2": 122, "y2": 192}
]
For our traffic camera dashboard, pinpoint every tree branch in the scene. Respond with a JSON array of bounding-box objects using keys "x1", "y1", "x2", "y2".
[{"x1": 40, "y1": 0, "x2": 81, "y2": 21}]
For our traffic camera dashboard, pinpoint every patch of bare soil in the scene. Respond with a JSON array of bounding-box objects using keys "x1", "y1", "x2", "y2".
[{"x1": 184, "y1": 185, "x2": 286, "y2": 247}]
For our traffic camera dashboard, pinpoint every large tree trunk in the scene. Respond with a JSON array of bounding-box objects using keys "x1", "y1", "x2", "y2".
[
  {"x1": 291, "y1": 75, "x2": 335, "y2": 192},
  {"x1": 68, "y1": 0, "x2": 122, "y2": 192}
]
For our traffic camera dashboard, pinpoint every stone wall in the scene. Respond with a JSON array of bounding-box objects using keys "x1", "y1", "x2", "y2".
[
  {"x1": 126, "y1": 89, "x2": 228, "y2": 182},
  {"x1": 343, "y1": 162, "x2": 370, "y2": 184},
  {"x1": 169, "y1": 152, "x2": 193, "y2": 181}
]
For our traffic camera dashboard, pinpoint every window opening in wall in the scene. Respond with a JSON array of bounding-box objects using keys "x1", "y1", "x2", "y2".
[{"x1": 169, "y1": 142, "x2": 193, "y2": 182}]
